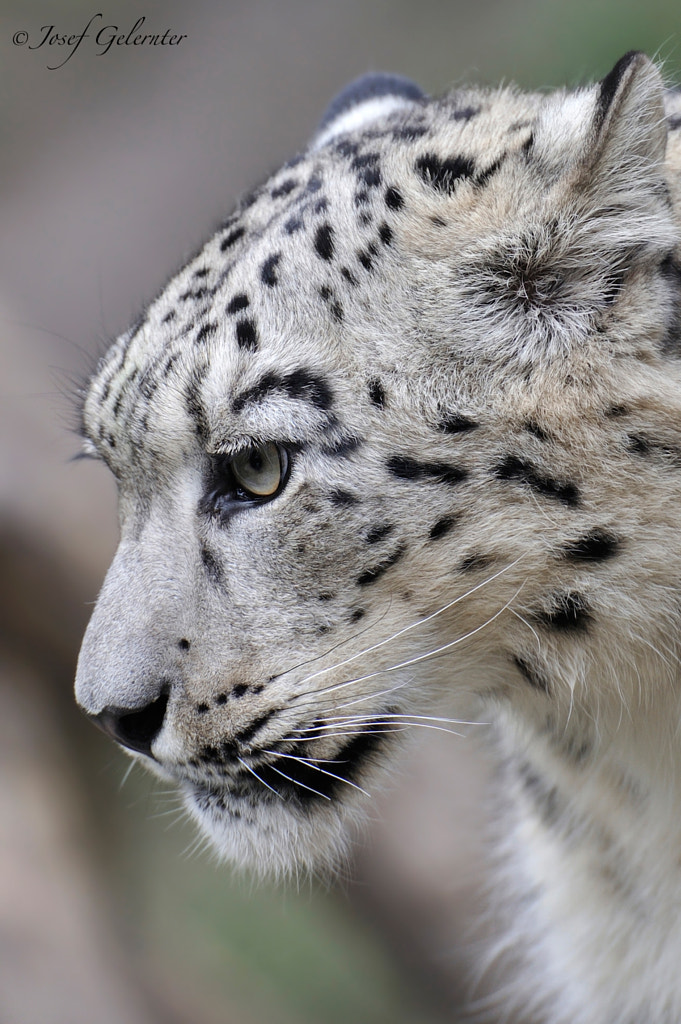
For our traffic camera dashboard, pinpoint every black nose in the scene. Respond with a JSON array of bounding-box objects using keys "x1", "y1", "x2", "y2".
[{"x1": 92, "y1": 689, "x2": 169, "y2": 757}]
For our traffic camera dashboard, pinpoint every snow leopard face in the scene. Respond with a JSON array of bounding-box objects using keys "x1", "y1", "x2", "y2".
[{"x1": 75, "y1": 54, "x2": 681, "y2": 875}]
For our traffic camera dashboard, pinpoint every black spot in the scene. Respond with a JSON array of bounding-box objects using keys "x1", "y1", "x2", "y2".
[
  {"x1": 415, "y1": 152, "x2": 475, "y2": 193},
  {"x1": 314, "y1": 198, "x2": 329, "y2": 214},
  {"x1": 200, "y1": 542, "x2": 224, "y2": 585},
  {"x1": 318, "y1": 592, "x2": 336, "y2": 602},
  {"x1": 358, "y1": 211, "x2": 372, "y2": 226},
  {"x1": 392, "y1": 124, "x2": 428, "y2": 140},
  {"x1": 261, "y1": 253, "x2": 281, "y2": 287},
  {"x1": 354, "y1": 190, "x2": 370, "y2": 207},
  {"x1": 318, "y1": 285, "x2": 343, "y2": 322},
  {"x1": 627, "y1": 433, "x2": 681, "y2": 466},
  {"x1": 451, "y1": 106, "x2": 480, "y2": 121},
  {"x1": 562, "y1": 529, "x2": 620, "y2": 562},
  {"x1": 350, "y1": 608, "x2": 365, "y2": 622},
  {"x1": 227, "y1": 293, "x2": 250, "y2": 314},
  {"x1": 306, "y1": 174, "x2": 323, "y2": 193},
  {"x1": 232, "y1": 368, "x2": 333, "y2": 412},
  {"x1": 162, "y1": 354, "x2": 179, "y2": 378},
  {"x1": 384, "y1": 186, "x2": 404, "y2": 210},
  {"x1": 439, "y1": 413, "x2": 478, "y2": 434},
  {"x1": 271, "y1": 178, "x2": 298, "y2": 198},
  {"x1": 429, "y1": 516, "x2": 458, "y2": 541},
  {"x1": 216, "y1": 693, "x2": 228, "y2": 705},
  {"x1": 320, "y1": 434, "x2": 363, "y2": 457},
  {"x1": 185, "y1": 366, "x2": 210, "y2": 441},
  {"x1": 239, "y1": 185, "x2": 265, "y2": 210},
  {"x1": 285, "y1": 216, "x2": 303, "y2": 234},
  {"x1": 314, "y1": 223, "x2": 335, "y2": 261},
  {"x1": 178, "y1": 638, "x2": 191, "y2": 651},
  {"x1": 539, "y1": 592, "x2": 591, "y2": 633},
  {"x1": 493, "y1": 455, "x2": 580, "y2": 508},
  {"x1": 524, "y1": 421, "x2": 550, "y2": 441},
  {"x1": 606, "y1": 404, "x2": 628, "y2": 417},
  {"x1": 361, "y1": 166, "x2": 381, "y2": 188},
  {"x1": 357, "y1": 545, "x2": 406, "y2": 586},
  {"x1": 521, "y1": 133, "x2": 534, "y2": 156},
  {"x1": 357, "y1": 248, "x2": 374, "y2": 271},
  {"x1": 196, "y1": 703, "x2": 209, "y2": 715},
  {"x1": 180, "y1": 287, "x2": 207, "y2": 302},
  {"x1": 368, "y1": 379, "x2": 386, "y2": 407},
  {"x1": 341, "y1": 266, "x2": 359, "y2": 286},
  {"x1": 351, "y1": 153, "x2": 379, "y2": 169},
  {"x1": 378, "y1": 222, "x2": 393, "y2": 246},
  {"x1": 193, "y1": 267, "x2": 209, "y2": 279},
  {"x1": 366, "y1": 523, "x2": 394, "y2": 544},
  {"x1": 329, "y1": 489, "x2": 359, "y2": 506},
  {"x1": 514, "y1": 655, "x2": 550, "y2": 694},
  {"x1": 475, "y1": 155, "x2": 504, "y2": 186},
  {"x1": 516, "y1": 760, "x2": 561, "y2": 826},
  {"x1": 334, "y1": 138, "x2": 360, "y2": 158},
  {"x1": 235, "y1": 318, "x2": 258, "y2": 351},
  {"x1": 233, "y1": 683, "x2": 248, "y2": 699},
  {"x1": 195, "y1": 321, "x2": 217, "y2": 344},
  {"x1": 162, "y1": 310, "x2": 176, "y2": 324},
  {"x1": 387, "y1": 454, "x2": 467, "y2": 486},
  {"x1": 220, "y1": 226, "x2": 246, "y2": 252},
  {"x1": 669, "y1": 114, "x2": 681, "y2": 131},
  {"x1": 235, "y1": 710, "x2": 275, "y2": 748},
  {"x1": 458, "y1": 553, "x2": 491, "y2": 573}
]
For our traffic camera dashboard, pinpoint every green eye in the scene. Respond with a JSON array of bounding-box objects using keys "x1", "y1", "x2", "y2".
[{"x1": 230, "y1": 442, "x2": 286, "y2": 498}]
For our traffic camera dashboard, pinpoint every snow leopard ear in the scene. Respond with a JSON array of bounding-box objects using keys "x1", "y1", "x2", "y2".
[
  {"x1": 533, "y1": 52, "x2": 667, "y2": 189},
  {"x1": 312, "y1": 73, "x2": 425, "y2": 150},
  {"x1": 588, "y1": 50, "x2": 667, "y2": 167},
  {"x1": 530, "y1": 52, "x2": 673, "y2": 257}
]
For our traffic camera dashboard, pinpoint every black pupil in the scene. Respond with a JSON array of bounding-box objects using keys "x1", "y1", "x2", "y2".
[{"x1": 248, "y1": 451, "x2": 264, "y2": 472}]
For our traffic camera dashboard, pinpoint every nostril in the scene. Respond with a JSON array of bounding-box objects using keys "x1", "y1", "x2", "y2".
[{"x1": 92, "y1": 687, "x2": 170, "y2": 757}]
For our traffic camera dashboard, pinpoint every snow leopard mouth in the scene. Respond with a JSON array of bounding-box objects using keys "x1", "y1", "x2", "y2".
[{"x1": 185, "y1": 720, "x2": 393, "y2": 811}]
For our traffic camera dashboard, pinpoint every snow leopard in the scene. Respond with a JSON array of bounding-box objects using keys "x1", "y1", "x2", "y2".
[{"x1": 75, "y1": 52, "x2": 681, "y2": 1023}]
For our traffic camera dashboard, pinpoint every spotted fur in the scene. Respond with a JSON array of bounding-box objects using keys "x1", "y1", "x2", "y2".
[{"x1": 76, "y1": 55, "x2": 681, "y2": 1024}]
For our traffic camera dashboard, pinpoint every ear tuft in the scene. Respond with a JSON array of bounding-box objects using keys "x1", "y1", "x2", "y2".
[{"x1": 312, "y1": 73, "x2": 424, "y2": 149}]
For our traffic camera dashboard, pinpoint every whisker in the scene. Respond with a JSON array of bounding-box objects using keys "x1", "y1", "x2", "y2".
[
  {"x1": 119, "y1": 758, "x2": 138, "y2": 791},
  {"x1": 268, "y1": 600, "x2": 393, "y2": 683},
  {"x1": 287, "y1": 728, "x2": 403, "y2": 743},
  {"x1": 262, "y1": 750, "x2": 371, "y2": 797},
  {"x1": 294, "y1": 582, "x2": 525, "y2": 707},
  {"x1": 237, "y1": 756, "x2": 283, "y2": 799},
  {"x1": 321, "y1": 712, "x2": 484, "y2": 727},
  {"x1": 267, "y1": 764, "x2": 332, "y2": 801},
  {"x1": 291, "y1": 557, "x2": 525, "y2": 698}
]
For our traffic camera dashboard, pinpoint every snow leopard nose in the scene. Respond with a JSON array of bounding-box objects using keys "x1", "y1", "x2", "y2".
[{"x1": 90, "y1": 688, "x2": 170, "y2": 758}]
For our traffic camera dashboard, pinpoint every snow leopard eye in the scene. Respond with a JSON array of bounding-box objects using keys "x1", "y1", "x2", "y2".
[
  {"x1": 202, "y1": 443, "x2": 290, "y2": 521},
  {"x1": 230, "y1": 442, "x2": 287, "y2": 499}
]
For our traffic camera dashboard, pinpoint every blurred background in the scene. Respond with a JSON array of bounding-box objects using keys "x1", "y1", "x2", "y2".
[{"x1": 1, "y1": 2, "x2": 680, "y2": 1022}]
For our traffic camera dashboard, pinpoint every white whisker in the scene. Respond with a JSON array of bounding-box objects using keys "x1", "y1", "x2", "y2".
[
  {"x1": 267, "y1": 764, "x2": 332, "y2": 801},
  {"x1": 294, "y1": 582, "x2": 525, "y2": 707},
  {"x1": 261, "y1": 750, "x2": 371, "y2": 797},
  {"x1": 291, "y1": 557, "x2": 525, "y2": 697},
  {"x1": 237, "y1": 756, "x2": 283, "y2": 799}
]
